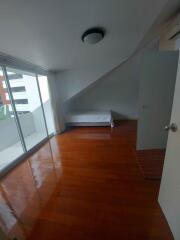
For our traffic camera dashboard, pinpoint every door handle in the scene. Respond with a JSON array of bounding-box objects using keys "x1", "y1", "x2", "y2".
[{"x1": 165, "y1": 123, "x2": 178, "y2": 132}]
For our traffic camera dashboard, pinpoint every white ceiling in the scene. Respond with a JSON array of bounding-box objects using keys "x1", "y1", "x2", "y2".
[{"x1": 0, "y1": 0, "x2": 172, "y2": 71}]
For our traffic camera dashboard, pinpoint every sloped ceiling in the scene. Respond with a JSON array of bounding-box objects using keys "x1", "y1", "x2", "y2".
[
  {"x1": 138, "y1": 0, "x2": 180, "y2": 50},
  {"x1": 0, "y1": 0, "x2": 170, "y2": 71}
]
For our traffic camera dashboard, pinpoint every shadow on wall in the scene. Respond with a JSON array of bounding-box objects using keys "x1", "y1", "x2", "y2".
[
  {"x1": 111, "y1": 111, "x2": 128, "y2": 120},
  {"x1": 63, "y1": 55, "x2": 140, "y2": 120},
  {"x1": 58, "y1": 40, "x2": 159, "y2": 120},
  {"x1": 60, "y1": 40, "x2": 159, "y2": 121}
]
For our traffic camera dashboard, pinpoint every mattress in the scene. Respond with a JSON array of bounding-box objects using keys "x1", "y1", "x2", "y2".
[{"x1": 65, "y1": 111, "x2": 114, "y2": 127}]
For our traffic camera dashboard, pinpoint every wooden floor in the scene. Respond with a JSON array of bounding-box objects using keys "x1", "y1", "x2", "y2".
[
  {"x1": 137, "y1": 149, "x2": 165, "y2": 180},
  {"x1": 0, "y1": 121, "x2": 173, "y2": 240}
]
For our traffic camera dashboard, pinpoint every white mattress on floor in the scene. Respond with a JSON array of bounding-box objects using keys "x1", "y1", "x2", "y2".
[{"x1": 65, "y1": 111, "x2": 113, "y2": 124}]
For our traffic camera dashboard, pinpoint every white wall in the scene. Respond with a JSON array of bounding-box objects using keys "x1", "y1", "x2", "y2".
[
  {"x1": 58, "y1": 40, "x2": 159, "y2": 121},
  {"x1": 175, "y1": 37, "x2": 180, "y2": 50},
  {"x1": 55, "y1": 62, "x2": 121, "y2": 102},
  {"x1": 48, "y1": 73, "x2": 66, "y2": 133},
  {"x1": 65, "y1": 56, "x2": 140, "y2": 119}
]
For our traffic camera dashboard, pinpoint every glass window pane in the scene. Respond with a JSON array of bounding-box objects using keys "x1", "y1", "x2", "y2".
[
  {"x1": 6, "y1": 68, "x2": 47, "y2": 150},
  {"x1": 0, "y1": 67, "x2": 24, "y2": 171},
  {"x1": 38, "y1": 75, "x2": 55, "y2": 135}
]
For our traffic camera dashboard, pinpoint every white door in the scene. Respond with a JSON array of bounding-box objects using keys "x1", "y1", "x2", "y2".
[
  {"x1": 137, "y1": 52, "x2": 179, "y2": 150},
  {"x1": 159, "y1": 51, "x2": 180, "y2": 240}
]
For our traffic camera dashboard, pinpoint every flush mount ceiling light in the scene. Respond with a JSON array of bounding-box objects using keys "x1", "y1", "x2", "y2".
[{"x1": 82, "y1": 27, "x2": 105, "y2": 44}]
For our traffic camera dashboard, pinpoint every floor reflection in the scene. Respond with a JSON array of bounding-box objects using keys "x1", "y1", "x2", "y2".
[
  {"x1": 75, "y1": 133, "x2": 112, "y2": 140},
  {"x1": 0, "y1": 124, "x2": 173, "y2": 240},
  {"x1": 0, "y1": 139, "x2": 61, "y2": 240}
]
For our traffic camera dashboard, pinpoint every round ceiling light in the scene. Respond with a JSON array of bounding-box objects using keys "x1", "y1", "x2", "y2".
[{"x1": 82, "y1": 27, "x2": 105, "y2": 44}]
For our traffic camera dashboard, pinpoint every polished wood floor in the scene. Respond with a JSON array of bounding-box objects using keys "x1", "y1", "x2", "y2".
[
  {"x1": 0, "y1": 121, "x2": 173, "y2": 240},
  {"x1": 137, "y1": 149, "x2": 165, "y2": 180}
]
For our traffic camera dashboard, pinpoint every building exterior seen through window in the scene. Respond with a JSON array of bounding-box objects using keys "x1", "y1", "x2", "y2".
[{"x1": 0, "y1": 67, "x2": 55, "y2": 172}]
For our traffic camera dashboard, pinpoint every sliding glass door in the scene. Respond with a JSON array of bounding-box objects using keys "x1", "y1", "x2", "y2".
[
  {"x1": 37, "y1": 75, "x2": 55, "y2": 135},
  {"x1": 6, "y1": 67, "x2": 48, "y2": 150},
  {"x1": 0, "y1": 67, "x2": 24, "y2": 171},
  {"x1": 0, "y1": 65, "x2": 53, "y2": 173}
]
